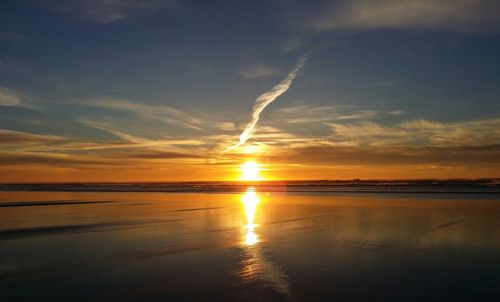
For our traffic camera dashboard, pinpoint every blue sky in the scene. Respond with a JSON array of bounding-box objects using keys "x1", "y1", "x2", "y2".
[{"x1": 1, "y1": 0, "x2": 499, "y2": 181}]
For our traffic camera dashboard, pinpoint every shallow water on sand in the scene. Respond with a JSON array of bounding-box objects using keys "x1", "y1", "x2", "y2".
[{"x1": 1, "y1": 190, "x2": 499, "y2": 301}]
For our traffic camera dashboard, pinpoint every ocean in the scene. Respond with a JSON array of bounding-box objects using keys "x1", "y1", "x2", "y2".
[{"x1": 1, "y1": 182, "x2": 499, "y2": 301}]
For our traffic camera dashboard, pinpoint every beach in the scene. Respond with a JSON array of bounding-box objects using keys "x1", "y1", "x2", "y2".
[{"x1": 1, "y1": 189, "x2": 499, "y2": 301}]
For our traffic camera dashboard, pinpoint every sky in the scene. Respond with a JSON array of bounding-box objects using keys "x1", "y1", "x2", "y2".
[{"x1": 1, "y1": 0, "x2": 499, "y2": 182}]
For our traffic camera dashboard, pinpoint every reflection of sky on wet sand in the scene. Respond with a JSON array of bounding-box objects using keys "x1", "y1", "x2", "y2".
[{"x1": 0, "y1": 191, "x2": 499, "y2": 301}]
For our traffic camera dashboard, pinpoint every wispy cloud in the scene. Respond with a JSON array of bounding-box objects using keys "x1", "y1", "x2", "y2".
[
  {"x1": 224, "y1": 55, "x2": 307, "y2": 152},
  {"x1": 327, "y1": 118, "x2": 500, "y2": 147},
  {"x1": 214, "y1": 122, "x2": 237, "y2": 131},
  {"x1": 216, "y1": 109, "x2": 500, "y2": 166},
  {"x1": 311, "y1": 0, "x2": 500, "y2": 32},
  {"x1": 0, "y1": 87, "x2": 43, "y2": 110},
  {"x1": 80, "y1": 119, "x2": 210, "y2": 152},
  {"x1": 274, "y1": 104, "x2": 381, "y2": 124},
  {"x1": 84, "y1": 97, "x2": 203, "y2": 130},
  {"x1": 0, "y1": 129, "x2": 65, "y2": 145},
  {"x1": 0, "y1": 151, "x2": 109, "y2": 167},
  {"x1": 49, "y1": 0, "x2": 178, "y2": 24},
  {"x1": 0, "y1": 87, "x2": 21, "y2": 107},
  {"x1": 0, "y1": 127, "x2": 138, "y2": 154},
  {"x1": 239, "y1": 64, "x2": 281, "y2": 79},
  {"x1": 79, "y1": 119, "x2": 151, "y2": 144},
  {"x1": 264, "y1": 144, "x2": 500, "y2": 168},
  {"x1": 0, "y1": 124, "x2": 209, "y2": 177}
]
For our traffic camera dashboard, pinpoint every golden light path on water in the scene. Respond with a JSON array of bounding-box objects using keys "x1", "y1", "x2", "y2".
[
  {"x1": 241, "y1": 187, "x2": 260, "y2": 246},
  {"x1": 239, "y1": 187, "x2": 292, "y2": 297}
]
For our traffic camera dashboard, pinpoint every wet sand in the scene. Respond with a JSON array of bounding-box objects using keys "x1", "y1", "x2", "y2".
[{"x1": 1, "y1": 190, "x2": 499, "y2": 301}]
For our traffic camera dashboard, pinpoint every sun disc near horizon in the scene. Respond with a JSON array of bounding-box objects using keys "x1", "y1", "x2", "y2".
[{"x1": 240, "y1": 161, "x2": 262, "y2": 181}]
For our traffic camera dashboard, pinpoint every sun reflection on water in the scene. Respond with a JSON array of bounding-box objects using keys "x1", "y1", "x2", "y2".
[
  {"x1": 238, "y1": 187, "x2": 293, "y2": 297},
  {"x1": 241, "y1": 187, "x2": 259, "y2": 246}
]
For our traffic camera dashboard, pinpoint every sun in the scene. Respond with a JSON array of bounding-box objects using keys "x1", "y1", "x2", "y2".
[{"x1": 240, "y1": 161, "x2": 262, "y2": 181}]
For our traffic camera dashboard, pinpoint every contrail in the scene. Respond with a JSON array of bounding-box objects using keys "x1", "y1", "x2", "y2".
[{"x1": 223, "y1": 55, "x2": 307, "y2": 153}]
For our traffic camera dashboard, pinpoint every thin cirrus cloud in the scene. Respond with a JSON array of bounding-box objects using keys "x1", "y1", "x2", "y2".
[
  {"x1": 0, "y1": 124, "x2": 208, "y2": 172},
  {"x1": 80, "y1": 119, "x2": 210, "y2": 152},
  {"x1": 0, "y1": 151, "x2": 111, "y2": 167},
  {"x1": 0, "y1": 87, "x2": 44, "y2": 111},
  {"x1": 0, "y1": 87, "x2": 21, "y2": 107},
  {"x1": 273, "y1": 104, "x2": 383, "y2": 124},
  {"x1": 209, "y1": 99, "x2": 500, "y2": 160},
  {"x1": 1, "y1": 131, "x2": 204, "y2": 160},
  {"x1": 246, "y1": 118, "x2": 500, "y2": 167},
  {"x1": 270, "y1": 104, "x2": 500, "y2": 148},
  {"x1": 0, "y1": 127, "x2": 137, "y2": 153},
  {"x1": 0, "y1": 129, "x2": 65, "y2": 145},
  {"x1": 83, "y1": 97, "x2": 204, "y2": 130},
  {"x1": 263, "y1": 144, "x2": 500, "y2": 168},
  {"x1": 311, "y1": 0, "x2": 500, "y2": 32},
  {"x1": 49, "y1": 0, "x2": 178, "y2": 24},
  {"x1": 214, "y1": 122, "x2": 237, "y2": 131},
  {"x1": 239, "y1": 64, "x2": 281, "y2": 79},
  {"x1": 0, "y1": 149, "x2": 204, "y2": 168},
  {"x1": 327, "y1": 117, "x2": 500, "y2": 147},
  {"x1": 213, "y1": 123, "x2": 500, "y2": 176}
]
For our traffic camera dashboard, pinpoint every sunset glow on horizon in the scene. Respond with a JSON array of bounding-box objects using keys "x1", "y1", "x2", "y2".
[{"x1": 0, "y1": 1, "x2": 499, "y2": 183}]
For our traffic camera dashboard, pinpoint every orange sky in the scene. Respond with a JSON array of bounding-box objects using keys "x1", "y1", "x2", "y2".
[
  {"x1": 1, "y1": 1, "x2": 500, "y2": 182},
  {"x1": 1, "y1": 158, "x2": 498, "y2": 183}
]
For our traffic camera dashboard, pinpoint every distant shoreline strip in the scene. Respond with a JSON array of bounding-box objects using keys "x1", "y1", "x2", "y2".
[{"x1": 0, "y1": 180, "x2": 498, "y2": 194}]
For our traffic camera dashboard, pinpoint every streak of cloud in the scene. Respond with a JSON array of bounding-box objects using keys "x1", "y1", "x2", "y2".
[
  {"x1": 223, "y1": 55, "x2": 307, "y2": 153},
  {"x1": 311, "y1": 0, "x2": 500, "y2": 32},
  {"x1": 49, "y1": 0, "x2": 178, "y2": 24},
  {"x1": 327, "y1": 117, "x2": 500, "y2": 147},
  {"x1": 239, "y1": 64, "x2": 280, "y2": 79},
  {"x1": 84, "y1": 98, "x2": 203, "y2": 130},
  {"x1": 79, "y1": 119, "x2": 210, "y2": 154},
  {"x1": 0, "y1": 129, "x2": 65, "y2": 145},
  {"x1": 274, "y1": 104, "x2": 381, "y2": 124},
  {"x1": 0, "y1": 87, "x2": 44, "y2": 111},
  {"x1": 0, "y1": 87, "x2": 20, "y2": 107}
]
